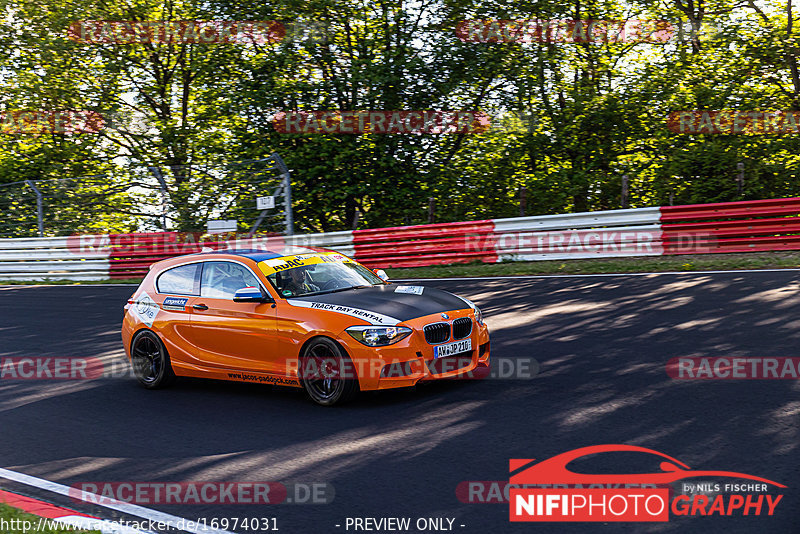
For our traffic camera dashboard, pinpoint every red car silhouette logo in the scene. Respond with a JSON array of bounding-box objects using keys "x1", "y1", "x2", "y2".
[{"x1": 510, "y1": 444, "x2": 785, "y2": 487}]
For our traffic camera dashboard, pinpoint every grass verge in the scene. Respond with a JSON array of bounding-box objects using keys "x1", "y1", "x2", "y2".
[{"x1": 0, "y1": 503, "x2": 101, "y2": 533}]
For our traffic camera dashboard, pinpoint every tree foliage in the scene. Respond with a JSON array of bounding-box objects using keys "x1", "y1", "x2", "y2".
[{"x1": 1, "y1": 0, "x2": 800, "y2": 234}]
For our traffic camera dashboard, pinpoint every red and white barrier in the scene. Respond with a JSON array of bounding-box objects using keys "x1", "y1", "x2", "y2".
[
  {"x1": 1, "y1": 197, "x2": 800, "y2": 280},
  {"x1": 0, "y1": 489, "x2": 148, "y2": 534},
  {"x1": 661, "y1": 197, "x2": 800, "y2": 254},
  {"x1": 352, "y1": 220, "x2": 497, "y2": 268}
]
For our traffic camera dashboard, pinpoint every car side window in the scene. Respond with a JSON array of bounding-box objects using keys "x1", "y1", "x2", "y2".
[
  {"x1": 200, "y1": 261, "x2": 261, "y2": 299},
  {"x1": 156, "y1": 264, "x2": 201, "y2": 295}
]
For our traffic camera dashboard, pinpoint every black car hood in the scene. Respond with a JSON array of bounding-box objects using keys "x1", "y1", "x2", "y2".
[{"x1": 287, "y1": 284, "x2": 471, "y2": 325}]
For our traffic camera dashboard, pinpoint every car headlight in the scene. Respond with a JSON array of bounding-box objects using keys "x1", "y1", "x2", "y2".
[
  {"x1": 474, "y1": 305, "x2": 484, "y2": 326},
  {"x1": 460, "y1": 295, "x2": 484, "y2": 326},
  {"x1": 346, "y1": 326, "x2": 412, "y2": 346}
]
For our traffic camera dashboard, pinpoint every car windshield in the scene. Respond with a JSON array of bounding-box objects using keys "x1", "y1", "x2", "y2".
[{"x1": 263, "y1": 257, "x2": 384, "y2": 298}]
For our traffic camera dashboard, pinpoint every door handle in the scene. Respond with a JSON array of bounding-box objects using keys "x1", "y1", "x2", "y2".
[{"x1": 193, "y1": 303, "x2": 209, "y2": 311}]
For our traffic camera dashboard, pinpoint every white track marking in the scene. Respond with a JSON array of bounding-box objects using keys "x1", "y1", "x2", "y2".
[{"x1": 0, "y1": 467, "x2": 236, "y2": 534}]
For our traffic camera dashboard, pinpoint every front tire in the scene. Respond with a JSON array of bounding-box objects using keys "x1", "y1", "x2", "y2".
[
  {"x1": 300, "y1": 337, "x2": 359, "y2": 406},
  {"x1": 130, "y1": 330, "x2": 176, "y2": 389}
]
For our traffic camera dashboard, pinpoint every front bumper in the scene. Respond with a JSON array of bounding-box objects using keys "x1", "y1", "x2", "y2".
[{"x1": 340, "y1": 309, "x2": 490, "y2": 391}]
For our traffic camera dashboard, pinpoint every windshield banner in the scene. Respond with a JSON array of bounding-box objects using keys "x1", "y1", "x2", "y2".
[{"x1": 258, "y1": 252, "x2": 354, "y2": 275}]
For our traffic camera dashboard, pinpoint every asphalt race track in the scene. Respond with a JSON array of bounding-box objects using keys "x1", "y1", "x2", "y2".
[{"x1": 1, "y1": 271, "x2": 799, "y2": 533}]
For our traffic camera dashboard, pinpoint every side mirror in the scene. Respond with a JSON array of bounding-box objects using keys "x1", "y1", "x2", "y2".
[
  {"x1": 233, "y1": 286, "x2": 272, "y2": 303},
  {"x1": 374, "y1": 269, "x2": 389, "y2": 282}
]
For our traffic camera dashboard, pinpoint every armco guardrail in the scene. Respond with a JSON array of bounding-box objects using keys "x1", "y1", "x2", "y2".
[
  {"x1": 492, "y1": 207, "x2": 663, "y2": 262},
  {"x1": 2, "y1": 197, "x2": 800, "y2": 281},
  {"x1": 0, "y1": 236, "x2": 110, "y2": 281}
]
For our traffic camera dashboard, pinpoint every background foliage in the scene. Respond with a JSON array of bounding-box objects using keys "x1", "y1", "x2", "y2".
[{"x1": 1, "y1": 0, "x2": 799, "y2": 235}]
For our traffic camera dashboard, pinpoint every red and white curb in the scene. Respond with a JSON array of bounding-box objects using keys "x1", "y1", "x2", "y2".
[
  {"x1": 0, "y1": 488, "x2": 148, "y2": 533},
  {"x1": 0, "y1": 467, "x2": 235, "y2": 534}
]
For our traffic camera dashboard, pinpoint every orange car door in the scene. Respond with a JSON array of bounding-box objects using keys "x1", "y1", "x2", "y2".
[
  {"x1": 151, "y1": 262, "x2": 202, "y2": 367},
  {"x1": 186, "y1": 261, "x2": 280, "y2": 374}
]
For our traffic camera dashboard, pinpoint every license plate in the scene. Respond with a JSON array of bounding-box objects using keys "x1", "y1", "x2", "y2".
[{"x1": 434, "y1": 339, "x2": 472, "y2": 358}]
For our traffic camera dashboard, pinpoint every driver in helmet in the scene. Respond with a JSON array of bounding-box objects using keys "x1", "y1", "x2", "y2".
[{"x1": 279, "y1": 266, "x2": 320, "y2": 296}]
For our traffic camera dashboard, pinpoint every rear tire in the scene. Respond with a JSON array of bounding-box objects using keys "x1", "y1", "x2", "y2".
[
  {"x1": 300, "y1": 337, "x2": 359, "y2": 406},
  {"x1": 130, "y1": 330, "x2": 176, "y2": 389}
]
